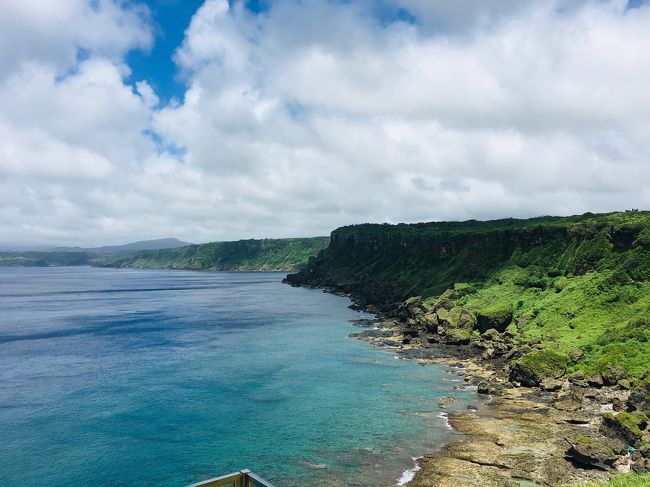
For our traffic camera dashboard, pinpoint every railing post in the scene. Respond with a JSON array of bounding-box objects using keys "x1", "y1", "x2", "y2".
[{"x1": 240, "y1": 469, "x2": 251, "y2": 487}]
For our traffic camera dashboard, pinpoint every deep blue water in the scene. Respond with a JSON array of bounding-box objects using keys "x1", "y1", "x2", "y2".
[{"x1": 0, "y1": 267, "x2": 476, "y2": 486}]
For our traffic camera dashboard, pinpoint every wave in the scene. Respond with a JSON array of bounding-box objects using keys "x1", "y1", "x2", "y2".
[{"x1": 397, "y1": 457, "x2": 421, "y2": 485}]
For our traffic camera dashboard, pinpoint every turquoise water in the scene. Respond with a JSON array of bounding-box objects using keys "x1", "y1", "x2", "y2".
[{"x1": 0, "y1": 267, "x2": 476, "y2": 486}]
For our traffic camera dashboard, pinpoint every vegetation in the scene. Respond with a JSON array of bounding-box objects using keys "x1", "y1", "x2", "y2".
[
  {"x1": 564, "y1": 472, "x2": 650, "y2": 486},
  {"x1": 286, "y1": 211, "x2": 650, "y2": 375},
  {"x1": 1, "y1": 237, "x2": 329, "y2": 272},
  {"x1": 102, "y1": 237, "x2": 329, "y2": 272},
  {"x1": 0, "y1": 251, "x2": 91, "y2": 267}
]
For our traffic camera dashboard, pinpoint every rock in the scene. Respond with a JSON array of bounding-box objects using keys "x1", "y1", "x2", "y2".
[
  {"x1": 438, "y1": 396, "x2": 456, "y2": 408},
  {"x1": 602, "y1": 365, "x2": 628, "y2": 386},
  {"x1": 569, "y1": 347, "x2": 585, "y2": 362},
  {"x1": 349, "y1": 319, "x2": 376, "y2": 328},
  {"x1": 540, "y1": 379, "x2": 563, "y2": 392},
  {"x1": 509, "y1": 350, "x2": 569, "y2": 387},
  {"x1": 628, "y1": 382, "x2": 650, "y2": 415},
  {"x1": 509, "y1": 361, "x2": 540, "y2": 387},
  {"x1": 612, "y1": 397, "x2": 626, "y2": 412},
  {"x1": 618, "y1": 379, "x2": 632, "y2": 390},
  {"x1": 481, "y1": 348, "x2": 495, "y2": 360},
  {"x1": 603, "y1": 411, "x2": 649, "y2": 445},
  {"x1": 481, "y1": 328, "x2": 503, "y2": 342},
  {"x1": 477, "y1": 380, "x2": 499, "y2": 395},
  {"x1": 587, "y1": 374, "x2": 604, "y2": 388},
  {"x1": 442, "y1": 330, "x2": 470, "y2": 345},
  {"x1": 631, "y1": 457, "x2": 650, "y2": 473},
  {"x1": 640, "y1": 444, "x2": 650, "y2": 459},
  {"x1": 568, "y1": 371, "x2": 589, "y2": 387},
  {"x1": 423, "y1": 312, "x2": 439, "y2": 334},
  {"x1": 565, "y1": 436, "x2": 618, "y2": 470},
  {"x1": 476, "y1": 303, "x2": 513, "y2": 333}
]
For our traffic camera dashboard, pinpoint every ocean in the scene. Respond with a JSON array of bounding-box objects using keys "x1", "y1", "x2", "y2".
[{"x1": 0, "y1": 267, "x2": 476, "y2": 486}]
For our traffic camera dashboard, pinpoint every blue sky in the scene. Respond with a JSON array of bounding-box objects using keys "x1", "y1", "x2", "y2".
[
  {"x1": 128, "y1": 0, "x2": 648, "y2": 103},
  {"x1": 0, "y1": 0, "x2": 649, "y2": 246}
]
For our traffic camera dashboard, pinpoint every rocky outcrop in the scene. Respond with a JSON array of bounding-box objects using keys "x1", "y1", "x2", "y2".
[{"x1": 565, "y1": 437, "x2": 618, "y2": 470}]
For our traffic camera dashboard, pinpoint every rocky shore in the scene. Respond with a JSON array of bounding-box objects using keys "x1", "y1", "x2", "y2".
[{"x1": 342, "y1": 293, "x2": 650, "y2": 486}]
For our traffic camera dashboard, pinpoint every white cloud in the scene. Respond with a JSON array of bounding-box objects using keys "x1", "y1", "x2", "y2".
[{"x1": 0, "y1": 0, "x2": 649, "y2": 247}]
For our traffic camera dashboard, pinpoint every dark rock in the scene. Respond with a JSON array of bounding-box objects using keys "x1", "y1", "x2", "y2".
[
  {"x1": 628, "y1": 382, "x2": 650, "y2": 415},
  {"x1": 565, "y1": 437, "x2": 618, "y2": 470},
  {"x1": 640, "y1": 444, "x2": 650, "y2": 459},
  {"x1": 349, "y1": 319, "x2": 376, "y2": 328},
  {"x1": 349, "y1": 329, "x2": 391, "y2": 339},
  {"x1": 602, "y1": 412, "x2": 649, "y2": 445},
  {"x1": 477, "y1": 380, "x2": 499, "y2": 395},
  {"x1": 509, "y1": 362, "x2": 539, "y2": 387},
  {"x1": 631, "y1": 457, "x2": 650, "y2": 474},
  {"x1": 602, "y1": 365, "x2": 628, "y2": 386},
  {"x1": 442, "y1": 330, "x2": 470, "y2": 345},
  {"x1": 612, "y1": 397, "x2": 626, "y2": 412}
]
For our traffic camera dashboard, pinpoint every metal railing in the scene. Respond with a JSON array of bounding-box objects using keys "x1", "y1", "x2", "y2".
[{"x1": 186, "y1": 469, "x2": 275, "y2": 487}]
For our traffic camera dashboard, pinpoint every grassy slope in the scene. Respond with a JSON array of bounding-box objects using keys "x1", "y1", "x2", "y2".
[
  {"x1": 565, "y1": 472, "x2": 650, "y2": 486},
  {"x1": 288, "y1": 211, "x2": 650, "y2": 375},
  {"x1": 104, "y1": 237, "x2": 330, "y2": 272}
]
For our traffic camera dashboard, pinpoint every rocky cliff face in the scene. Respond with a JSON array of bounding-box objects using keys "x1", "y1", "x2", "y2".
[{"x1": 284, "y1": 213, "x2": 649, "y2": 309}]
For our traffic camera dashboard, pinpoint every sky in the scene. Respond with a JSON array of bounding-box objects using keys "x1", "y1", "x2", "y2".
[{"x1": 0, "y1": 0, "x2": 649, "y2": 247}]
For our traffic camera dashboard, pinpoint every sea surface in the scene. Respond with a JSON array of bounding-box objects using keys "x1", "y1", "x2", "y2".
[{"x1": 0, "y1": 267, "x2": 477, "y2": 486}]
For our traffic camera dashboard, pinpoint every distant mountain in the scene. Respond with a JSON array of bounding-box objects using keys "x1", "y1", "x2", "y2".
[{"x1": 50, "y1": 238, "x2": 193, "y2": 255}]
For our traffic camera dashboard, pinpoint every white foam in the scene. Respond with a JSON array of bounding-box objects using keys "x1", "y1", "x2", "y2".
[
  {"x1": 437, "y1": 411, "x2": 453, "y2": 430},
  {"x1": 397, "y1": 457, "x2": 421, "y2": 485}
]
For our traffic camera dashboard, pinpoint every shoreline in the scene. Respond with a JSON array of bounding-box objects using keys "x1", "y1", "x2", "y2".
[{"x1": 332, "y1": 288, "x2": 640, "y2": 486}]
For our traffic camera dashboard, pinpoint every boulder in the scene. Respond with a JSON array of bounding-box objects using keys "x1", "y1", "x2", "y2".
[
  {"x1": 618, "y1": 379, "x2": 632, "y2": 390},
  {"x1": 476, "y1": 303, "x2": 513, "y2": 333},
  {"x1": 540, "y1": 379, "x2": 563, "y2": 392},
  {"x1": 602, "y1": 365, "x2": 628, "y2": 386},
  {"x1": 627, "y1": 381, "x2": 650, "y2": 415},
  {"x1": 442, "y1": 330, "x2": 471, "y2": 345},
  {"x1": 437, "y1": 396, "x2": 456, "y2": 408},
  {"x1": 587, "y1": 374, "x2": 604, "y2": 388},
  {"x1": 568, "y1": 371, "x2": 589, "y2": 387},
  {"x1": 565, "y1": 436, "x2": 618, "y2": 470},
  {"x1": 602, "y1": 411, "x2": 649, "y2": 445},
  {"x1": 509, "y1": 350, "x2": 570, "y2": 387}
]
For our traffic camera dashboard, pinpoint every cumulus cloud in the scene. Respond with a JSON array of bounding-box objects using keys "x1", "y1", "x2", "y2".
[{"x1": 0, "y1": 0, "x2": 649, "y2": 247}]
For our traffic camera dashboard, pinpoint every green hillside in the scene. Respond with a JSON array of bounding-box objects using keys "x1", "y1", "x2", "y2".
[
  {"x1": 103, "y1": 237, "x2": 329, "y2": 272},
  {"x1": 286, "y1": 211, "x2": 650, "y2": 375}
]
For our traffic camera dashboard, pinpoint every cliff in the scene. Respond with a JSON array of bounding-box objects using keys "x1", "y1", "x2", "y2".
[{"x1": 286, "y1": 211, "x2": 650, "y2": 374}]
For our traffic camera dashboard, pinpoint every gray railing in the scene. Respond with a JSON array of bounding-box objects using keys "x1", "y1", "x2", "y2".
[{"x1": 186, "y1": 469, "x2": 275, "y2": 487}]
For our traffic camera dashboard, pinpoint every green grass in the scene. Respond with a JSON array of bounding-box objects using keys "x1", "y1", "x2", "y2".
[{"x1": 564, "y1": 472, "x2": 650, "y2": 486}]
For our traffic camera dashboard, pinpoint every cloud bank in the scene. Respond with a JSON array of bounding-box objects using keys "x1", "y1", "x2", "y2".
[{"x1": 1, "y1": 0, "x2": 649, "y2": 246}]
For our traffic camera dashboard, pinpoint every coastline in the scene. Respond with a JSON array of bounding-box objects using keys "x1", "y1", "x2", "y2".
[{"x1": 330, "y1": 288, "x2": 640, "y2": 486}]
